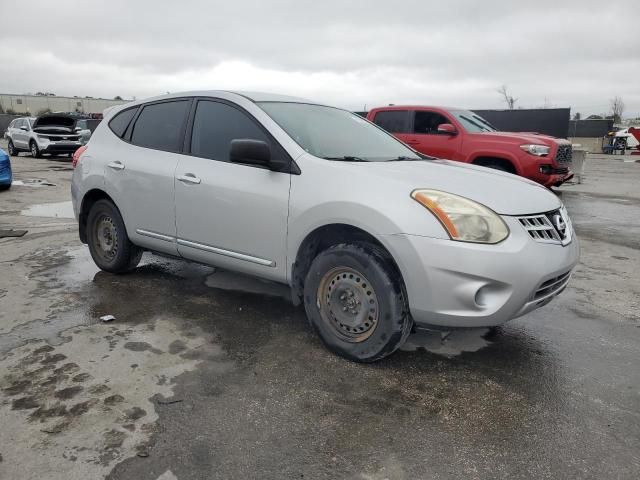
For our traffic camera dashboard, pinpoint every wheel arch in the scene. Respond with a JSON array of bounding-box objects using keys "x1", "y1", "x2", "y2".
[
  {"x1": 290, "y1": 223, "x2": 406, "y2": 307},
  {"x1": 470, "y1": 154, "x2": 519, "y2": 174},
  {"x1": 78, "y1": 189, "x2": 117, "y2": 243}
]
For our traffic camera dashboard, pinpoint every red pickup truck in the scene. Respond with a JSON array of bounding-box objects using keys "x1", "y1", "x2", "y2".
[{"x1": 367, "y1": 106, "x2": 573, "y2": 187}]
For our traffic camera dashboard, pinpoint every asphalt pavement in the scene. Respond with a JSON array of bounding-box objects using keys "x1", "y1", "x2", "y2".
[{"x1": 0, "y1": 142, "x2": 638, "y2": 479}]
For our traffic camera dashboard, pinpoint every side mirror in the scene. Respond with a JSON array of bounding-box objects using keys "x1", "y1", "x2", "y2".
[
  {"x1": 230, "y1": 139, "x2": 271, "y2": 167},
  {"x1": 20, "y1": 126, "x2": 28, "y2": 131},
  {"x1": 74, "y1": 127, "x2": 82, "y2": 132},
  {"x1": 437, "y1": 123, "x2": 457, "y2": 135}
]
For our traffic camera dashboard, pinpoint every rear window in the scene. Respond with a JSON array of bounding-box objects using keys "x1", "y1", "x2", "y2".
[
  {"x1": 372, "y1": 110, "x2": 410, "y2": 133},
  {"x1": 130, "y1": 100, "x2": 190, "y2": 152},
  {"x1": 108, "y1": 107, "x2": 138, "y2": 138}
]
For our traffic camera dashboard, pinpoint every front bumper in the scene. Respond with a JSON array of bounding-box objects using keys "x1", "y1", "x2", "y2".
[
  {"x1": 382, "y1": 216, "x2": 579, "y2": 328},
  {"x1": 37, "y1": 140, "x2": 83, "y2": 154}
]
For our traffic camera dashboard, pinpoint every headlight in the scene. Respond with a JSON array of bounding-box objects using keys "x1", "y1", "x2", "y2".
[
  {"x1": 520, "y1": 144, "x2": 550, "y2": 156},
  {"x1": 411, "y1": 189, "x2": 509, "y2": 244}
]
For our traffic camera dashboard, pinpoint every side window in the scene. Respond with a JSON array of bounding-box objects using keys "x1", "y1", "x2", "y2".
[
  {"x1": 108, "y1": 107, "x2": 138, "y2": 138},
  {"x1": 372, "y1": 110, "x2": 410, "y2": 133},
  {"x1": 9, "y1": 120, "x2": 16, "y2": 128},
  {"x1": 130, "y1": 101, "x2": 190, "y2": 152},
  {"x1": 190, "y1": 100, "x2": 282, "y2": 163},
  {"x1": 414, "y1": 111, "x2": 451, "y2": 135},
  {"x1": 16, "y1": 119, "x2": 25, "y2": 129}
]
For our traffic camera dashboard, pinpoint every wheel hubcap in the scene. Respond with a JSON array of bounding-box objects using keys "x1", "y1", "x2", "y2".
[
  {"x1": 31, "y1": 145, "x2": 36, "y2": 155},
  {"x1": 95, "y1": 215, "x2": 118, "y2": 260},
  {"x1": 317, "y1": 267, "x2": 379, "y2": 342}
]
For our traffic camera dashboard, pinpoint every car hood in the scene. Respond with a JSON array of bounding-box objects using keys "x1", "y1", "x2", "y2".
[
  {"x1": 350, "y1": 159, "x2": 561, "y2": 215},
  {"x1": 474, "y1": 131, "x2": 570, "y2": 146},
  {"x1": 33, "y1": 115, "x2": 76, "y2": 134}
]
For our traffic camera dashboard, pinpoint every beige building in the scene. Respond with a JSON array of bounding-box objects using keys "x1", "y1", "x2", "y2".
[{"x1": 0, "y1": 93, "x2": 129, "y2": 115}]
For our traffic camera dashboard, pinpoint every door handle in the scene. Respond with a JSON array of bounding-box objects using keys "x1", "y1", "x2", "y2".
[
  {"x1": 107, "y1": 161, "x2": 125, "y2": 171},
  {"x1": 177, "y1": 173, "x2": 201, "y2": 185}
]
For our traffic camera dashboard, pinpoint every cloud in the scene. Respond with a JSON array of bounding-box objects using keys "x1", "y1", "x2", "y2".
[{"x1": 1, "y1": 0, "x2": 638, "y2": 116}]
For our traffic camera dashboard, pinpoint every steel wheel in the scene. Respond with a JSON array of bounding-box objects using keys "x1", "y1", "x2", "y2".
[
  {"x1": 93, "y1": 214, "x2": 119, "y2": 262},
  {"x1": 317, "y1": 267, "x2": 379, "y2": 343}
]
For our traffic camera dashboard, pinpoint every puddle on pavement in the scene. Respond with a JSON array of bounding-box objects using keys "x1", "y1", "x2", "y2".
[
  {"x1": 401, "y1": 328, "x2": 492, "y2": 357},
  {"x1": 12, "y1": 179, "x2": 57, "y2": 187},
  {"x1": 205, "y1": 270, "x2": 291, "y2": 299},
  {"x1": 21, "y1": 201, "x2": 74, "y2": 218}
]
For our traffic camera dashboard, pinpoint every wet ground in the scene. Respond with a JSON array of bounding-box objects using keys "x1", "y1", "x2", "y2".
[{"x1": 0, "y1": 143, "x2": 639, "y2": 479}]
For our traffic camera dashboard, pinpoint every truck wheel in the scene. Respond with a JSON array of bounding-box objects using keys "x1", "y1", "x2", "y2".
[
  {"x1": 30, "y1": 141, "x2": 41, "y2": 158},
  {"x1": 303, "y1": 243, "x2": 412, "y2": 362},
  {"x1": 86, "y1": 199, "x2": 142, "y2": 273},
  {"x1": 483, "y1": 161, "x2": 508, "y2": 172},
  {"x1": 7, "y1": 140, "x2": 17, "y2": 156}
]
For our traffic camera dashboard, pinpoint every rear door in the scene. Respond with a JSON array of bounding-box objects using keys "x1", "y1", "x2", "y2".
[
  {"x1": 403, "y1": 110, "x2": 462, "y2": 160},
  {"x1": 174, "y1": 98, "x2": 291, "y2": 282},
  {"x1": 104, "y1": 99, "x2": 191, "y2": 255}
]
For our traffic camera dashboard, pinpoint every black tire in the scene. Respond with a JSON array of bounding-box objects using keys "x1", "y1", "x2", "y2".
[
  {"x1": 303, "y1": 243, "x2": 412, "y2": 362},
  {"x1": 86, "y1": 199, "x2": 142, "y2": 273},
  {"x1": 30, "y1": 141, "x2": 41, "y2": 158},
  {"x1": 482, "y1": 161, "x2": 508, "y2": 172},
  {"x1": 0, "y1": 184, "x2": 10, "y2": 191},
  {"x1": 7, "y1": 139, "x2": 17, "y2": 156}
]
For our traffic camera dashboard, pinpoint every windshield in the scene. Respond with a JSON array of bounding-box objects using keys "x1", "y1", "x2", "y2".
[
  {"x1": 258, "y1": 102, "x2": 421, "y2": 161},
  {"x1": 451, "y1": 110, "x2": 497, "y2": 133}
]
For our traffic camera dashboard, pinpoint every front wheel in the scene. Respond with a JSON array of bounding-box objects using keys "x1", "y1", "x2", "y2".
[
  {"x1": 304, "y1": 243, "x2": 412, "y2": 362},
  {"x1": 86, "y1": 199, "x2": 142, "y2": 273},
  {"x1": 30, "y1": 141, "x2": 41, "y2": 158}
]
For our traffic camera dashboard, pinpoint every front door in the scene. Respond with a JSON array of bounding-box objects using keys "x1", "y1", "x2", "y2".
[
  {"x1": 13, "y1": 119, "x2": 29, "y2": 149},
  {"x1": 403, "y1": 110, "x2": 462, "y2": 160},
  {"x1": 174, "y1": 99, "x2": 291, "y2": 282}
]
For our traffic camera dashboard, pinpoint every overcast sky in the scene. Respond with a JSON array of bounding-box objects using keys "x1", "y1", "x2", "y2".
[{"x1": 1, "y1": 0, "x2": 638, "y2": 116}]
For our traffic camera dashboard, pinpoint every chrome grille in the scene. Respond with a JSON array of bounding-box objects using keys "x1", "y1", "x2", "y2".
[
  {"x1": 518, "y1": 207, "x2": 573, "y2": 246},
  {"x1": 555, "y1": 144, "x2": 573, "y2": 163},
  {"x1": 533, "y1": 270, "x2": 571, "y2": 301}
]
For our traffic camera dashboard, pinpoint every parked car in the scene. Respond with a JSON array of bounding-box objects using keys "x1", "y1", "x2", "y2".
[
  {"x1": 367, "y1": 106, "x2": 574, "y2": 187},
  {"x1": 71, "y1": 91, "x2": 579, "y2": 362},
  {"x1": 75, "y1": 118, "x2": 102, "y2": 145},
  {"x1": 6, "y1": 114, "x2": 83, "y2": 158},
  {"x1": 0, "y1": 147, "x2": 12, "y2": 190}
]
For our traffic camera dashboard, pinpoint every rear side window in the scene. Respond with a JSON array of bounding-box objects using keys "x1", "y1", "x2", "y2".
[
  {"x1": 372, "y1": 110, "x2": 410, "y2": 133},
  {"x1": 130, "y1": 101, "x2": 190, "y2": 152},
  {"x1": 190, "y1": 100, "x2": 278, "y2": 162},
  {"x1": 108, "y1": 107, "x2": 137, "y2": 138}
]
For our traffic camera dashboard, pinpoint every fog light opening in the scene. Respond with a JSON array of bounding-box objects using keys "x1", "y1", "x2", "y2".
[{"x1": 475, "y1": 286, "x2": 489, "y2": 307}]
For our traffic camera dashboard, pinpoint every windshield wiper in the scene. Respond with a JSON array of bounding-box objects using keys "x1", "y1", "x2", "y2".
[
  {"x1": 322, "y1": 156, "x2": 368, "y2": 162},
  {"x1": 387, "y1": 156, "x2": 424, "y2": 161}
]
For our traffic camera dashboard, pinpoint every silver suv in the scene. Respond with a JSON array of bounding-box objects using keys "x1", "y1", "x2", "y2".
[
  {"x1": 7, "y1": 114, "x2": 83, "y2": 157},
  {"x1": 71, "y1": 91, "x2": 579, "y2": 362}
]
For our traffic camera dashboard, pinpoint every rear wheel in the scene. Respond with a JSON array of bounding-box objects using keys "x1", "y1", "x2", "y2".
[
  {"x1": 86, "y1": 199, "x2": 142, "y2": 273},
  {"x1": 30, "y1": 141, "x2": 41, "y2": 158},
  {"x1": 303, "y1": 243, "x2": 412, "y2": 362},
  {"x1": 7, "y1": 140, "x2": 17, "y2": 156}
]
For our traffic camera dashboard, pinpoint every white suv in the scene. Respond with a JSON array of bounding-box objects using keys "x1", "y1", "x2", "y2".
[
  {"x1": 7, "y1": 114, "x2": 83, "y2": 157},
  {"x1": 71, "y1": 91, "x2": 579, "y2": 362}
]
